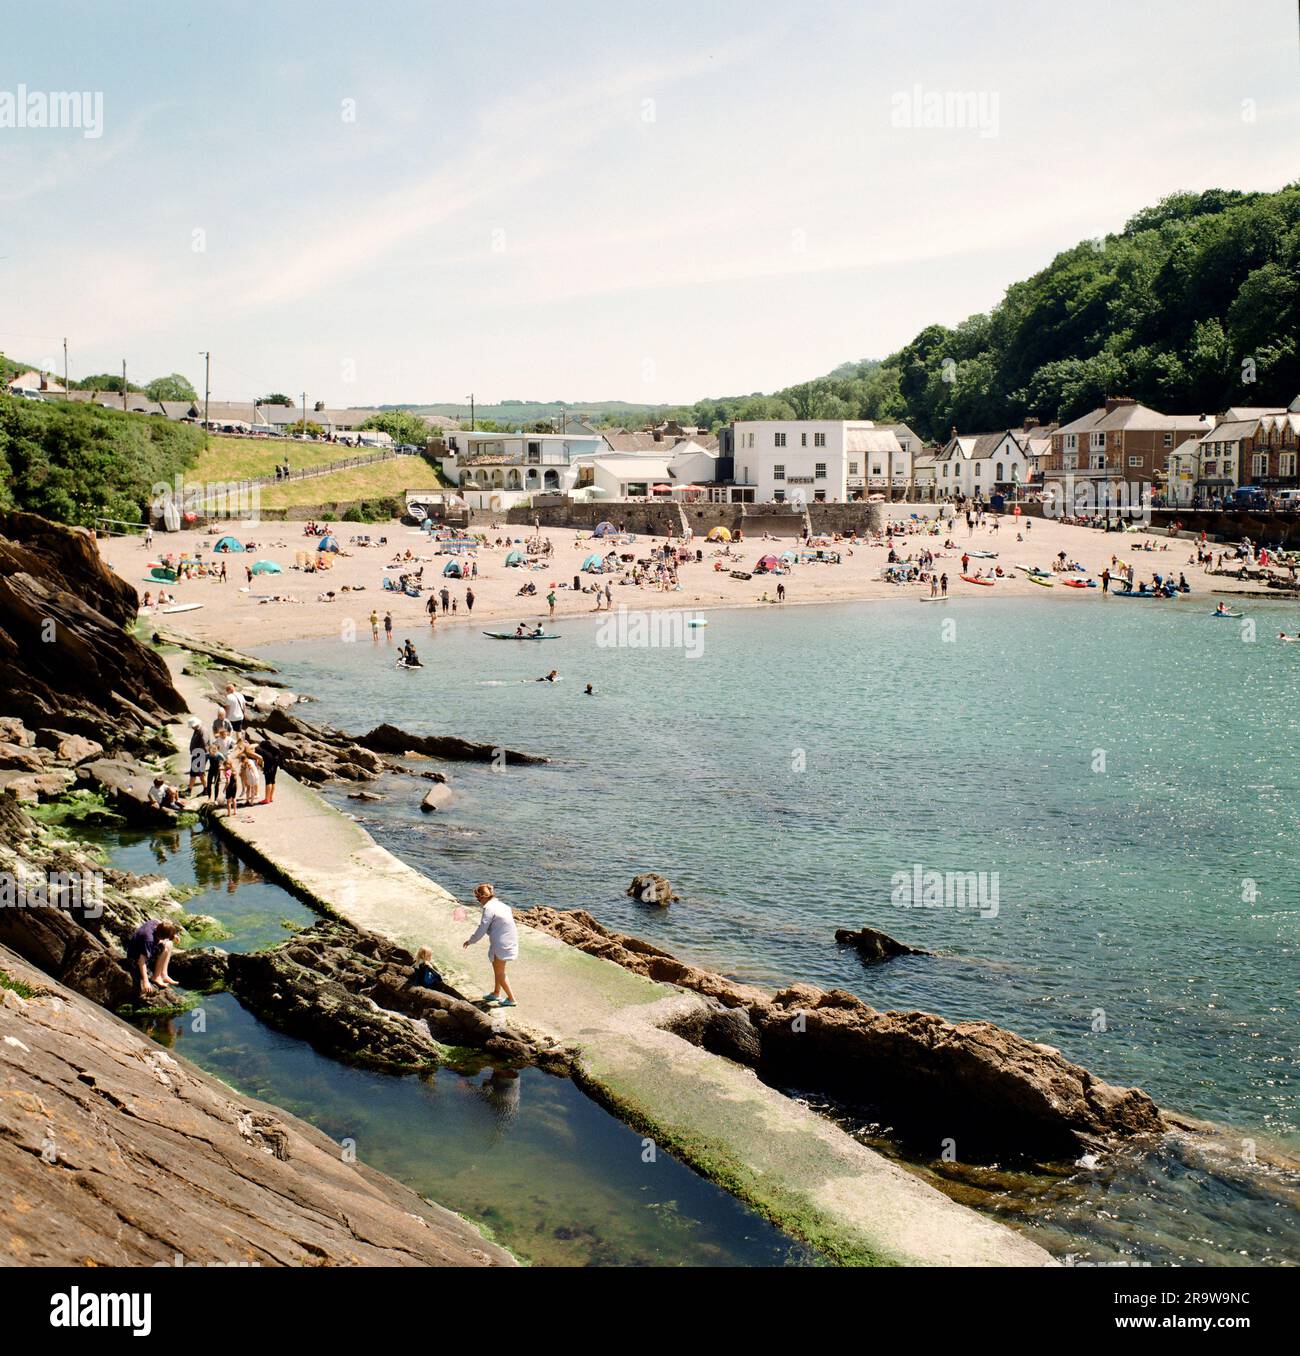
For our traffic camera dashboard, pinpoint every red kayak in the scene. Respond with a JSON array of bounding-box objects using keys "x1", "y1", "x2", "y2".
[
  {"x1": 1061, "y1": 578, "x2": 1096, "y2": 588},
  {"x1": 960, "y1": 574, "x2": 995, "y2": 586}
]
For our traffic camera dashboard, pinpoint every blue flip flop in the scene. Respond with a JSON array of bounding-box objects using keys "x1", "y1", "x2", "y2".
[
  {"x1": 495, "y1": 998, "x2": 516, "y2": 1008},
  {"x1": 481, "y1": 994, "x2": 502, "y2": 1006}
]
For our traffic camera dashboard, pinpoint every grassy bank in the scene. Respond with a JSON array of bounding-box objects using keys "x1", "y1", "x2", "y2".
[
  {"x1": 255, "y1": 457, "x2": 442, "y2": 509},
  {"x1": 0, "y1": 394, "x2": 204, "y2": 528}
]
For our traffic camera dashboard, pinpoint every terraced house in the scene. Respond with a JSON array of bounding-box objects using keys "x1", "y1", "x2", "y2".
[{"x1": 1041, "y1": 397, "x2": 1211, "y2": 502}]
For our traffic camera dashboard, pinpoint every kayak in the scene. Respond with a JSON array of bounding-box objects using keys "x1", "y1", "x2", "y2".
[
  {"x1": 1061, "y1": 579, "x2": 1096, "y2": 589},
  {"x1": 1027, "y1": 574, "x2": 1054, "y2": 587},
  {"x1": 919, "y1": 596, "x2": 948, "y2": 602},
  {"x1": 1016, "y1": 564, "x2": 1049, "y2": 576},
  {"x1": 483, "y1": 631, "x2": 560, "y2": 640},
  {"x1": 1211, "y1": 611, "x2": 1243, "y2": 618},
  {"x1": 960, "y1": 575, "x2": 995, "y2": 586}
]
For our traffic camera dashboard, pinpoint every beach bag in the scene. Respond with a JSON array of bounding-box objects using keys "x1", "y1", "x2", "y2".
[{"x1": 411, "y1": 961, "x2": 442, "y2": 990}]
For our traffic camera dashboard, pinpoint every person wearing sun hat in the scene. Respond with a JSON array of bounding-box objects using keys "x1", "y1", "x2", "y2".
[{"x1": 185, "y1": 717, "x2": 206, "y2": 794}]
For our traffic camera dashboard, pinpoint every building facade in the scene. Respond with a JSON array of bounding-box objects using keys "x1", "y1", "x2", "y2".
[{"x1": 730, "y1": 420, "x2": 905, "y2": 503}]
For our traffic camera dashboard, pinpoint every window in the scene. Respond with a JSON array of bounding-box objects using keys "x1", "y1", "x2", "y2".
[
  {"x1": 813, "y1": 490, "x2": 826, "y2": 502},
  {"x1": 773, "y1": 464, "x2": 785, "y2": 481},
  {"x1": 1065, "y1": 434, "x2": 1078, "y2": 451},
  {"x1": 800, "y1": 432, "x2": 807, "y2": 446},
  {"x1": 996, "y1": 463, "x2": 1004, "y2": 480},
  {"x1": 871, "y1": 463, "x2": 881, "y2": 477},
  {"x1": 773, "y1": 490, "x2": 785, "y2": 503},
  {"x1": 1253, "y1": 453, "x2": 1268, "y2": 477},
  {"x1": 1282, "y1": 452, "x2": 1297, "y2": 477},
  {"x1": 974, "y1": 463, "x2": 981, "y2": 477},
  {"x1": 1090, "y1": 432, "x2": 1106, "y2": 450},
  {"x1": 815, "y1": 462, "x2": 826, "y2": 480},
  {"x1": 1128, "y1": 456, "x2": 1142, "y2": 467},
  {"x1": 849, "y1": 460, "x2": 859, "y2": 476},
  {"x1": 942, "y1": 464, "x2": 949, "y2": 478},
  {"x1": 527, "y1": 441, "x2": 541, "y2": 458},
  {"x1": 746, "y1": 432, "x2": 754, "y2": 448},
  {"x1": 814, "y1": 432, "x2": 826, "y2": 447},
  {"x1": 1064, "y1": 453, "x2": 1077, "y2": 470},
  {"x1": 1163, "y1": 433, "x2": 1173, "y2": 448},
  {"x1": 774, "y1": 431, "x2": 786, "y2": 447}
]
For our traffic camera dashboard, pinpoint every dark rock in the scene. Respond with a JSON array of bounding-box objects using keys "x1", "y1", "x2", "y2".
[
  {"x1": 80, "y1": 756, "x2": 182, "y2": 825},
  {"x1": 627, "y1": 872, "x2": 678, "y2": 905},
  {"x1": 834, "y1": 925, "x2": 929, "y2": 962},
  {"x1": 169, "y1": 946, "x2": 230, "y2": 991},
  {"x1": 358, "y1": 721, "x2": 546, "y2": 765}
]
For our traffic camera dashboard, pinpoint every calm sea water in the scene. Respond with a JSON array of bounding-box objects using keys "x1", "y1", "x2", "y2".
[{"x1": 257, "y1": 594, "x2": 1300, "y2": 1264}]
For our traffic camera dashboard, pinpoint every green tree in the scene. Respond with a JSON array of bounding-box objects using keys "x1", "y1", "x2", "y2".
[{"x1": 145, "y1": 373, "x2": 197, "y2": 402}]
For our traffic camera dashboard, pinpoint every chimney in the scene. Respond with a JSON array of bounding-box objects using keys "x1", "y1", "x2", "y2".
[
  {"x1": 1023, "y1": 416, "x2": 1038, "y2": 430},
  {"x1": 1103, "y1": 395, "x2": 1136, "y2": 414},
  {"x1": 950, "y1": 425, "x2": 958, "y2": 439}
]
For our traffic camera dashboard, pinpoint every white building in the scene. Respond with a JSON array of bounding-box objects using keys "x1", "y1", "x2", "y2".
[
  {"x1": 439, "y1": 430, "x2": 608, "y2": 511},
  {"x1": 731, "y1": 420, "x2": 906, "y2": 503},
  {"x1": 933, "y1": 430, "x2": 1035, "y2": 499}
]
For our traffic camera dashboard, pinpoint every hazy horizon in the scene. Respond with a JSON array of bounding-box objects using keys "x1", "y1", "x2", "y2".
[{"x1": 3, "y1": 0, "x2": 1298, "y2": 408}]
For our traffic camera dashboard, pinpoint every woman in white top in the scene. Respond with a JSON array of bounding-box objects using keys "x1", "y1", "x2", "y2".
[{"x1": 463, "y1": 883, "x2": 518, "y2": 1007}]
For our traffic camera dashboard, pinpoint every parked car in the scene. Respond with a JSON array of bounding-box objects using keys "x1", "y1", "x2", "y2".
[{"x1": 1228, "y1": 487, "x2": 1270, "y2": 511}]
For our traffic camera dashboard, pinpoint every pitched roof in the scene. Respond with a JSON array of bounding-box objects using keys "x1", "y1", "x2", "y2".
[
  {"x1": 1056, "y1": 401, "x2": 1211, "y2": 436},
  {"x1": 845, "y1": 428, "x2": 902, "y2": 454},
  {"x1": 1199, "y1": 418, "x2": 1261, "y2": 445}
]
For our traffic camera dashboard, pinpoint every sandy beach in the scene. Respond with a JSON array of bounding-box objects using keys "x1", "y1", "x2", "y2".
[{"x1": 99, "y1": 512, "x2": 1269, "y2": 651}]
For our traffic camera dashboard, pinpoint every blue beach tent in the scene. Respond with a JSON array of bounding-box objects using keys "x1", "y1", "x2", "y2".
[
  {"x1": 317, "y1": 536, "x2": 340, "y2": 552},
  {"x1": 505, "y1": 550, "x2": 525, "y2": 566},
  {"x1": 581, "y1": 553, "x2": 604, "y2": 572},
  {"x1": 214, "y1": 535, "x2": 245, "y2": 552},
  {"x1": 443, "y1": 560, "x2": 464, "y2": 578}
]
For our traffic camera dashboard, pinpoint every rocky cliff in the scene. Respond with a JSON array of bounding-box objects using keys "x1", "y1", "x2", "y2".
[{"x1": 0, "y1": 944, "x2": 513, "y2": 1266}]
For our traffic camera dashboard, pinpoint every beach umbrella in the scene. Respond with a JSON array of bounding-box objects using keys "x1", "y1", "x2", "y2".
[
  {"x1": 652, "y1": 484, "x2": 673, "y2": 493},
  {"x1": 707, "y1": 527, "x2": 731, "y2": 542},
  {"x1": 251, "y1": 560, "x2": 282, "y2": 575}
]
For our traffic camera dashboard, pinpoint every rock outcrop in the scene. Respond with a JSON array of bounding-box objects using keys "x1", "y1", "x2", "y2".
[
  {"x1": 519, "y1": 906, "x2": 1164, "y2": 1161},
  {"x1": 834, "y1": 924, "x2": 929, "y2": 962},
  {"x1": 0, "y1": 511, "x2": 185, "y2": 751},
  {"x1": 222, "y1": 919, "x2": 556, "y2": 1072},
  {"x1": 627, "y1": 872, "x2": 679, "y2": 906},
  {"x1": 0, "y1": 944, "x2": 514, "y2": 1266}
]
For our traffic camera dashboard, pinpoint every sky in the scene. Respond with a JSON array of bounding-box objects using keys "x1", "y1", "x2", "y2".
[{"x1": 2, "y1": 0, "x2": 1298, "y2": 408}]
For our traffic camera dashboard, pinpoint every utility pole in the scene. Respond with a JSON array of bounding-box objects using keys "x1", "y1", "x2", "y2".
[
  {"x1": 301, "y1": 391, "x2": 307, "y2": 439},
  {"x1": 467, "y1": 393, "x2": 474, "y2": 431},
  {"x1": 62, "y1": 337, "x2": 68, "y2": 392},
  {"x1": 122, "y1": 360, "x2": 127, "y2": 410},
  {"x1": 199, "y1": 351, "x2": 210, "y2": 447}
]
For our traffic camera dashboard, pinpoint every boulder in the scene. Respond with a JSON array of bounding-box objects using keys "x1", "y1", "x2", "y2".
[
  {"x1": 168, "y1": 946, "x2": 230, "y2": 991},
  {"x1": 0, "y1": 768, "x2": 76, "y2": 802},
  {"x1": 627, "y1": 872, "x2": 679, "y2": 906},
  {"x1": 834, "y1": 925, "x2": 929, "y2": 962},
  {"x1": 79, "y1": 756, "x2": 180, "y2": 825},
  {"x1": 348, "y1": 790, "x2": 383, "y2": 802},
  {"x1": 358, "y1": 721, "x2": 546, "y2": 765},
  {"x1": 0, "y1": 741, "x2": 45, "y2": 772},
  {"x1": 0, "y1": 717, "x2": 34, "y2": 747},
  {"x1": 35, "y1": 730, "x2": 104, "y2": 765},
  {"x1": 420, "y1": 784, "x2": 454, "y2": 813}
]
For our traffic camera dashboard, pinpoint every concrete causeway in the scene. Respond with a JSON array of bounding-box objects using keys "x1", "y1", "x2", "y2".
[{"x1": 170, "y1": 664, "x2": 1053, "y2": 1266}]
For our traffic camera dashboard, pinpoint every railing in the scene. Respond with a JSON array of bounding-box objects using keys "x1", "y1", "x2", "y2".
[{"x1": 193, "y1": 446, "x2": 430, "y2": 506}]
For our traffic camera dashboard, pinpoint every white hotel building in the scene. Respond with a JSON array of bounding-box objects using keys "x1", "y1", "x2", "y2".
[{"x1": 731, "y1": 421, "x2": 908, "y2": 503}]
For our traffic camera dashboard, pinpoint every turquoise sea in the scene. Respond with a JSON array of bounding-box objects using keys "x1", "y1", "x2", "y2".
[{"x1": 255, "y1": 595, "x2": 1300, "y2": 1264}]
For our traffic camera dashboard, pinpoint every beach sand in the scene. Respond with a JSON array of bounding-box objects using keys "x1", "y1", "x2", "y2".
[{"x1": 100, "y1": 512, "x2": 1265, "y2": 650}]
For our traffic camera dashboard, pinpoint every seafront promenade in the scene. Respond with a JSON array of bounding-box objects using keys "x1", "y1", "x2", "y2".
[{"x1": 167, "y1": 660, "x2": 1053, "y2": 1266}]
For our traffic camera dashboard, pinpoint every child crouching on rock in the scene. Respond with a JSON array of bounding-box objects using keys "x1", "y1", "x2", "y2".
[{"x1": 408, "y1": 946, "x2": 443, "y2": 991}]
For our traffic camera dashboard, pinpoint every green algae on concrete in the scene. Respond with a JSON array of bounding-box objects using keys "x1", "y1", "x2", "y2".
[{"x1": 166, "y1": 660, "x2": 1054, "y2": 1268}]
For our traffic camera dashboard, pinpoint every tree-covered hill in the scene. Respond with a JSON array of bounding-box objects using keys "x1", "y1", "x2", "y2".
[
  {"x1": 0, "y1": 395, "x2": 204, "y2": 528},
  {"x1": 659, "y1": 184, "x2": 1300, "y2": 440}
]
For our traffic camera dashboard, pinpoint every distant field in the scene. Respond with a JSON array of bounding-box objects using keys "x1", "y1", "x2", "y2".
[
  {"x1": 255, "y1": 457, "x2": 443, "y2": 510},
  {"x1": 186, "y1": 435, "x2": 358, "y2": 484}
]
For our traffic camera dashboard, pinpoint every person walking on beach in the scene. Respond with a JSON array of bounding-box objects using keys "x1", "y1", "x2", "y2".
[
  {"x1": 1101, "y1": 567, "x2": 1110, "y2": 594},
  {"x1": 186, "y1": 717, "x2": 206, "y2": 794},
  {"x1": 144, "y1": 524, "x2": 154, "y2": 549},
  {"x1": 465, "y1": 586, "x2": 475, "y2": 614},
  {"x1": 383, "y1": 610, "x2": 393, "y2": 641},
  {"x1": 369, "y1": 609, "x2": 379, "y2": 641},
  {"x1": 426, "y1": 594, "x2": 437, "y2": 628},
  {"x1": 547, "y1": 588, "x2": 556, "y2": 619},
  {"x1": 777, "y1": 581, "x2": 786, "y2": 602},
  {"x1": 940, "y1": 572, "x2": 948, "y2": 597},
  {"x1": 258, "y1": 736, "x2": 279, "y2": 804},
  {"x1": 463, "y1": 883, "x2": 517, "y2": 1007},
  {"x1": 440, "y1": 585, "x2": 451, "y2": 614}
]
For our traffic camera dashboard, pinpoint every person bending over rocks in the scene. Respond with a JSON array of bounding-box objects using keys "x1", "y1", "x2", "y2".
[
  {"x1": 127, "y1": 919, "x2": 180, "y2": 996},
  {"x1": 463, "y1": 883, "x2": 517, "y2": 1007}
]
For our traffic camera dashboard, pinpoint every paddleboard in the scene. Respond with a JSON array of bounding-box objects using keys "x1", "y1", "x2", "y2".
[
  {"x1": 161, "y1": 603, "x2": 203, "y2": 614},
  {"x1": 919, "y1": 596, "x2": 949, "y2": 602}
]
